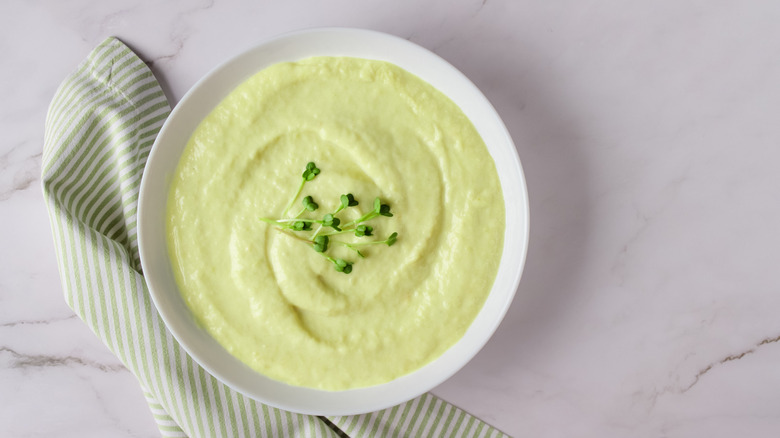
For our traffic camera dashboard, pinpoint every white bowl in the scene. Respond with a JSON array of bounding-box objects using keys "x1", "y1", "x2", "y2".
[{"x1": 138, "y1": 27, "x2": 529, "y2": 416}]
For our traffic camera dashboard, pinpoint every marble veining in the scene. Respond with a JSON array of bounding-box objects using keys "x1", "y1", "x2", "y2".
[
  {"x1": 681, "y1": 334, "x2": 780, "y2": 394},
  {"x1": 0, "y1": 346, "x2": 126, "y2": 373},
  {"x1": 3, "y1": 0, "x2": 780, "y2": 437},
  {"x1": 0, "y1": 314, "x2": 77, "y2": 328}
]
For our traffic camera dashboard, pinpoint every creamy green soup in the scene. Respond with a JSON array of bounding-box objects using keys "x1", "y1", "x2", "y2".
[{"x1": 167, "y1": 57, "x2": 504, "y2": 390}]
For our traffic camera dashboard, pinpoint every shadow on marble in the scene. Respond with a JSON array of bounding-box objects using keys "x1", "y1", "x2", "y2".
[{"x1": 120, "y1": 39, "x2": 177, "y2": 106}]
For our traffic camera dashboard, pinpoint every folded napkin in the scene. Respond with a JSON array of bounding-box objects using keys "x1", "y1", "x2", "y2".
[{"x1": 42, "y1": 37, "x2": 508, "y2": 438}]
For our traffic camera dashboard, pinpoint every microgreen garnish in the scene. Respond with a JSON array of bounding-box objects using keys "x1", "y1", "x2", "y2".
[
  {"x1": 292, "y1": 221, "x2": 312, "y2": 231},
  {"x1": 355, "y1": 225, "x2": 373, "y2": 237},
  {"x1": 341, "y1": 193, "x2": 358, "y2": 208},
  {"x1": 313, "y1": 235, "x2": 329, "y2": 252},
  {"x1": 326, "y1": 256, "x2": 353, "y2": 273},
  {"x1": 302, "y1": 196, "x2": 318, "y2": 212},
  {"x1": 283, "y1": 162, "x2": 321, "y2": 216},
  {"x1": 321, "y1": 213, "x2": 341, "y2": 231},
  {"x1": 260, "y1": 162, "x2": 398, "y2": 274},
  {"x1": 335, "y1": 232, "x2": 398, "y2": 250},
  {"x1": 386, "y1": 231, "x2": 398, "y2": 246},
  {"x1": 302, "y1": 161, "x2": 320, "y2": 180}
]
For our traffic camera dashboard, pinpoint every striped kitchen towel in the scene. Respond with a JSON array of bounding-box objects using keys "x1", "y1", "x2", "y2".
[{"x1": 42, "y1": 36, "x2": 509, "y2": 438}]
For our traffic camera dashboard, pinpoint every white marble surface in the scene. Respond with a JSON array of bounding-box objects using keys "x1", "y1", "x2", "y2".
[{"x1": 2, "y1": 0, "x2": 780, "y2": 436}]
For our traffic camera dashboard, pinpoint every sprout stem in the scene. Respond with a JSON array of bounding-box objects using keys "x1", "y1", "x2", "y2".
[
  {"x1": 276, "y1": 218, "x2": 318, "y2": 223},
  {"x1": 282, "y1": 178, "x2": 306, "y2": 217}
]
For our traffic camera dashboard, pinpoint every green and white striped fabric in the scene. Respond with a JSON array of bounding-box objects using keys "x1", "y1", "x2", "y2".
[{"x1": 42, "y1": 37, "x2": 509, "y2": 438}]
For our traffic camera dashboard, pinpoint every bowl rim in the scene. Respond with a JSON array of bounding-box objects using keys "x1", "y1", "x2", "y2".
[{"x1": 138, "y1": 26, "x2": 530, "y2": 415}]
